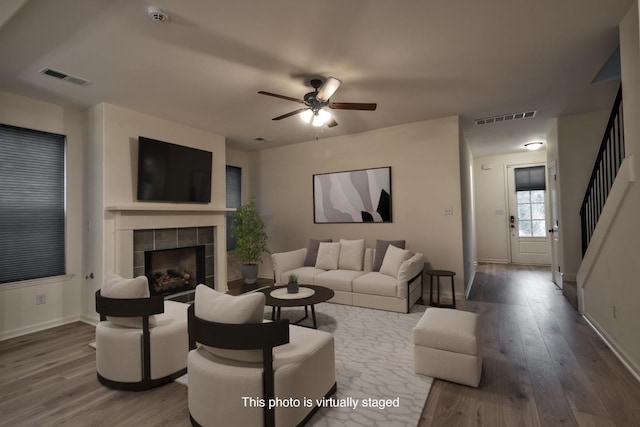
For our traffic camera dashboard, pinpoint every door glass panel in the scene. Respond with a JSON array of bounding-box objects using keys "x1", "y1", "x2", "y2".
[
  {"x1": 532, "y1": 220, "x2": 546, "y2": 237},
  {"x1": 516, "y1": 190, "x2": 546, "y2": 237},
  {"x1": 531, "y1": 203, "x2": 545, "y2": 219},
  {"x1": 531, "y1": 190, "x2": 545, "y2": 203},
  {"x1": 518, "y1": 204, "x2": 531, "y2": 220},
  {"x1": 519, "y1": 220, "x2": 532, "y2": 236},
  {"x1": 517, "y1": 192, "x2": 530, "y2": 204}
]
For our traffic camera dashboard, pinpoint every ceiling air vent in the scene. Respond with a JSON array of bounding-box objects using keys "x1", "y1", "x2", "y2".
[
  {"x1": 39, "y1": 67, "x2": 92, "y2": 87},
  {"x1": 475, "y1": 110, "x2": 536, "y2": 125}
]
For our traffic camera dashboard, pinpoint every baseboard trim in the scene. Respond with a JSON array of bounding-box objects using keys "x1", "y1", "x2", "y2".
[
  {"x1": 582, "y1": 313, "x2": 640, "y2": 384},
  {"x1": 0, "y1": 315, "x2": 81, "y2": 341}
]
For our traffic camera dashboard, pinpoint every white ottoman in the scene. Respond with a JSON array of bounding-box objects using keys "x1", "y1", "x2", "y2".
[{"x1": 412, "y1": 307, "x2": 482, "y2": 387}]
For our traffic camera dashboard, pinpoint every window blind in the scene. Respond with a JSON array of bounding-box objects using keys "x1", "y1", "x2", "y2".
[
  {"x1": 0, "y1": 124, "x2": 66, "y2": 284},
  {"x1": 226, "y1": 165, "x2": 242, "y2": 251},
  {"x1": 514, "y1": 165, "x2": 546, "y2": 191}
]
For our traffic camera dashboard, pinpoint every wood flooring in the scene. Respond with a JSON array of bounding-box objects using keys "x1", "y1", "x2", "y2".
[
  {"x1": 419, "y1": 263, "x2": 640, "y2": 427},
  {"x1": 1, "y1": 264, "x2": 639, "y2": 426}
]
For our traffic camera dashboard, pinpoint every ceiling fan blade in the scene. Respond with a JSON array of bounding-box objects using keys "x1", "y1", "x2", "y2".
[
  {"x1": 258, "y1": 91, "x2": 304, "y2": 104},
  {"x1": 329, "y1": 102, "x2": 377, "y2": 111},
  {"x1": 326, "y1": 118, "x2": 338, "y2": 128},
  {"x1": 272, "y1": 108, "x2": 309, "y2": 120},
  {"x1": 316, "y1": 77, "x2": 342, "y2": 101}
]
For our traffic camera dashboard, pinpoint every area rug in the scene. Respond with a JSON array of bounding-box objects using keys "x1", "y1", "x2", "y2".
[{"x1": 177, "y1": 303, "x2": 432, "y2": 426}]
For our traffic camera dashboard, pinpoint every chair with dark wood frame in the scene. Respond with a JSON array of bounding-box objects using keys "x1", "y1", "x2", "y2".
[
  {"x1": 95, "y1": 290, "x2": 187, "y2": 391},
  {"x1": 187, "y1": 304, "x2": 337, "y2": 427}
]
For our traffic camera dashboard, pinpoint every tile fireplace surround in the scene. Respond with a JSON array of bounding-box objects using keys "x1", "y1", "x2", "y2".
[{"x1": 105, "y1": 206, "x2": 228, "y2": 293}]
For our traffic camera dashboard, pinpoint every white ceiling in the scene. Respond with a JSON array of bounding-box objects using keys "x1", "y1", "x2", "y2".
[{"x1": 0, "y1": 0, "x2": 630, "y2": 156}]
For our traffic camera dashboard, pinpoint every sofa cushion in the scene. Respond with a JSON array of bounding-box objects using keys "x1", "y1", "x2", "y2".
[
  {"x1": 315, "y1": 242, "x2": 341, "y2": 270},
  {"x1": 101, "y1": 271, "x2": 157, "y2": 328},
  {"x1": 304, "y1": 239, "x2": 332, "y2": 267},
  {"x1": 194, "y1": 284, "x2": 266, "y2": 362},
  {"x1": 314, "y1": 269, "x2": 367, "y2": 293},
  {"x1": 338, "y1": 239, "x2": 365, "y2": 271},
  {"x1": 352, "y1": 272, "x2": 398, "y2": 297},
  {"x1": 281, "y1": 267, "x2": 325, "y2": 285},
  {"x1": 379, "y1": 244, "x2": 412, "y2": 278},
  {"x1": 372, "y1": 240, "x2": 406, "y2": 271}
]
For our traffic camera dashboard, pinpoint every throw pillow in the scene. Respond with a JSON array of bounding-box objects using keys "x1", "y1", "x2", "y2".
[
  {"x1": 338, "y1": 239, "x2": 365, "y2": 271},
  {"x1": 379, "y1": 244, "x2": 412, "y2": 278},
  {"x1": 372, "y1": 240, "x2": 406, "y2": 271},
  {"x1": 315, "y1": 242, "x2": 341, "y2": 270},
  {"x1": 304, "y1": 239, "x2": 333, "y2": 266},
  {"x1": 194, "y1": 284, "x2": 266, "y2": 362},
  {"x1": 101, "y1": 271, "x2": 157, "y2": 328}
]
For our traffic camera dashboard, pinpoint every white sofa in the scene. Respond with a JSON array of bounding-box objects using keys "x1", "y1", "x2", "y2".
[{"x1": 272, "y1": 239, "x2": 425, "y2": 313}]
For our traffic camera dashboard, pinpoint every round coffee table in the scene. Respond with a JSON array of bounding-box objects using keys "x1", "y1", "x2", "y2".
[{"x1": 257, "y1": 285, "x2": 334, "y2": 329}]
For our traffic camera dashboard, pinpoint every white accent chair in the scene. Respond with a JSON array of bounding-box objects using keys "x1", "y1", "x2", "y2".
[
  {"x1": 187, "y1": 303, "x2": 336, "y2": 427},
  {"x1": 94, "y1": 290, "x2": 189, "y2": 390}
]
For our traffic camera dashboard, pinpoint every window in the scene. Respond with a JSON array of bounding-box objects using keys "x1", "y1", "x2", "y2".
[
  {"x1": 226, "y1": 165, "x2": 242, "y2": 251},
  {"x1": 514, "y1": 166, "x2": 546, "y2": 237},
  {"x1": 0, "y1": 124, "x2": 66, "y2": 284}
]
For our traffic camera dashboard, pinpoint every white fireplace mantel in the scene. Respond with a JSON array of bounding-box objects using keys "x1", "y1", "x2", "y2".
[{"x1": 104, "y1": 205, "x2": 229, "y2": 292}]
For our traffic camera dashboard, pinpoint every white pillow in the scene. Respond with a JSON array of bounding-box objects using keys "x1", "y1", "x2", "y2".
[
  {"x1": 315, "y1": 242, "x2": 341, "y2": 270},
  {"x1": 379, "y1": 245, "x2": 412, "y2": 278},
  {"x1": 101, "y1": 271, "x2": 156, "y2": 328},
  {"x1": 338, "y1": 239, "x2": 365, "y2": 271},
  {"x1": 194, "y1": 284, "x2": 266, "y2": 362}
]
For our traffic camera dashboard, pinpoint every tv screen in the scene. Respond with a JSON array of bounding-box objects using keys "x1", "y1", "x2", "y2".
[{"x1": 137, "y1": 136, "x2": 212, "y2": 203}]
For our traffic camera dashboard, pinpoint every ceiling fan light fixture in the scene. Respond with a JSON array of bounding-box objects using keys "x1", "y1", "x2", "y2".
[
  {"x1": 300, "y1": 109, "x2": 313, "y2": 123},
  {"x1": 312, "y1": 109, "x2": 332, "y2": 127}
]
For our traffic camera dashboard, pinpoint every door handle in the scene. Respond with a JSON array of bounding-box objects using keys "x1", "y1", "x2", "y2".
[{"x1": 510, "y1": 215, "x2": 515, "y2": 228}]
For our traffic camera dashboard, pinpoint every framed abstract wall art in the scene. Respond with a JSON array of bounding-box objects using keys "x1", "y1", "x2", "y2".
[{"x1": 313, "y1": 166, "x2": 392, "y2": 223}]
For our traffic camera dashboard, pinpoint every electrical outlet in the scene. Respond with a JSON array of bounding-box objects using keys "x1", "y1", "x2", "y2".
[
  {"x1": 36, "y1": 294, "x2": 46, "y2": 305},
  {"x1": 444, "y1": 207, "x2": 454, "y2": 215},
  {"x1": 613, "y1": 305, "x2": 617, "y2": 319}
]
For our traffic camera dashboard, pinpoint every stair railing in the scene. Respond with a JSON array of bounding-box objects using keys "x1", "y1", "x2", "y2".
[{"x1": 580, "y1": 85, "x2": 624, "y2": 256}]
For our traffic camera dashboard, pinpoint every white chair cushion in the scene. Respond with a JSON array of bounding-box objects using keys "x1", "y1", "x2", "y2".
[
  {"x1": 315, "y1": 242, "x2": 341, "y2": 270},
  {"x1": 101, "y1": 271, "x2": 156, "y2": 328},
  {"x1": 338, "y1": 239, "x2": 365, "y2": 271},
  {"x1": 194, "y1": 284, "x2": 266, "y2": 362},
  {"x1": 379, "y1": 244, "x2": 412, "y2": 278}
]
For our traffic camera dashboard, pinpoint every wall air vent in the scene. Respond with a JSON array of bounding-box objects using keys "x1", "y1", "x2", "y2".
[
  {"x1": 39, "y1": 67, "x2": 92, "y2": 87},
  {"x1": 475, "y1": 110, "x2": 536, "y2": 125}
]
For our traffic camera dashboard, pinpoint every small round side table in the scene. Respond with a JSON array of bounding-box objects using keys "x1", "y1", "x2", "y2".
[{"x1": 425, "y1": 270, "x2": 456, "y2": 309}]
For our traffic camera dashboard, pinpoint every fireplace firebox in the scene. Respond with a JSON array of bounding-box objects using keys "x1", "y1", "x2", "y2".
[{"x1": 144, "y1": 245, "x2": 205, "y2": 298}]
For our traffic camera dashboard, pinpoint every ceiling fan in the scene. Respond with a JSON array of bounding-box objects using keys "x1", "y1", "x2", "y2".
[{"x1": 258, "y1": 77, "x2": 377, "y2": 128}]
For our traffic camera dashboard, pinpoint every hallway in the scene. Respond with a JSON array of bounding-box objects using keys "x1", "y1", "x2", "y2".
[{"x1": 420, "y1": 263, "x2": 640, "y2": 426}]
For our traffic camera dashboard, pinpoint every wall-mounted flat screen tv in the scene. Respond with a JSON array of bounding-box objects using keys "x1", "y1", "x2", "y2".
[{"x1": 137, "y1": 136, "x2": 212, "y2": 203}]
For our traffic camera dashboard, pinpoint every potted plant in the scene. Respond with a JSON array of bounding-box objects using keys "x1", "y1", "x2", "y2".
[
  {"x1": 287, "y1": 274, "x2": 299, "y2": 294},
  {"x1": 230, "y1": 197, "x2": 269, "y2": 284}
]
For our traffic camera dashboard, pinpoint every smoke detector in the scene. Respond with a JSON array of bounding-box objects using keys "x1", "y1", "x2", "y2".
[{"x1": 147, "y1": 6, "x2": 169, "y2": 23}]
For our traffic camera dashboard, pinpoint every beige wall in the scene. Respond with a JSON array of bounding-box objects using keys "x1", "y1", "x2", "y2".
[
  {"x1": 83, "y1": 103, "x2": 228, "y2": 321},
  {"x1": 474, "y1": 150, "x2": 548, "y2": 263},
  {"x1": 252, "y1": 116, "x2": 466, "y2": 298},
  {"x1": 580, "y1": 1, "x2": 640, "y2": 379},
  {"x1": 557, "y1": 109, "x2": 610, "y2": 281},
  {"x1": 0, "y1": 91, "x2": 86, "y2": 339}
]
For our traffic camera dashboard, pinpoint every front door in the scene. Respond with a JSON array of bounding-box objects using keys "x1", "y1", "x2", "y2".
[{"x1": 507, "y1": 164, "x2": 551, "y2": 265}]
